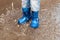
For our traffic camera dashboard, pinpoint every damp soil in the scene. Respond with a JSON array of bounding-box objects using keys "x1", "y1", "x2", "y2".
[{"x1": 0, "y1": 0, "x2": 60, "y2": 40}]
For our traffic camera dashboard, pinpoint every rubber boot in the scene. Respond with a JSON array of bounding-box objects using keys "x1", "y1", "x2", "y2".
[
  {"x1": 30, "y1": 11, "x2": 39, "y2": 29},
  {"x1": 18, "y1": 8, "x2": 31, "y2": 24}
]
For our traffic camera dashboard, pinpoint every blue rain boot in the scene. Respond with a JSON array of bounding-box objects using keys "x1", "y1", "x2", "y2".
[
  {"x1": 30, "y1": 11, "x2": 39, "y2": 29},
  {"x1": 18, "y1": 8, "x2": 31, "y2": 24}
]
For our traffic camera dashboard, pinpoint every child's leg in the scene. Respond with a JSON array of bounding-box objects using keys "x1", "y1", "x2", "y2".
[
  {"x1": 22, "y1": 0, "x2": 30, "y2": 8},
  {"x1": 18, "y1": 0, "x2": 30, "y2": 24},
  {"x1": 30, "y1": 0, "x2": 40, "y2": 11},
  {"x1": 22, "y1": 0, "x2": 30, "y2": 17},
  {"x1": 30, "y1": 0, "x2": 40, "y2": 28}
]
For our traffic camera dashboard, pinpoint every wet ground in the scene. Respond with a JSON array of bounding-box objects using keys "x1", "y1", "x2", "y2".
[{"x1": 0, "y1": 0, "x2": 60, "y2": 40}]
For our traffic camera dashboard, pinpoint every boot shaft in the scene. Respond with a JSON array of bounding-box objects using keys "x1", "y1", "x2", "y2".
[
  {"x1": 31, "y1": 11, "x2": 39, "y2": 19},
  {"x1": 22, "y1": 8, "x2": 31, "y2": 18},
  {"x1": 22, "y1": 8, "x2": 39, "y2": 19}
]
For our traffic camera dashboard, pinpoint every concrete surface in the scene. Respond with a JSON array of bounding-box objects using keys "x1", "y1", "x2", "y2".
[{"x1": 0, "y1": 0, "x2": 60, "y2": 40}]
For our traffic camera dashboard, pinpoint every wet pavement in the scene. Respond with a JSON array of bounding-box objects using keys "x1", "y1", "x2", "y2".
[{"x1": 0, "y1": 0, "x2": 60, "y2": 40}]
